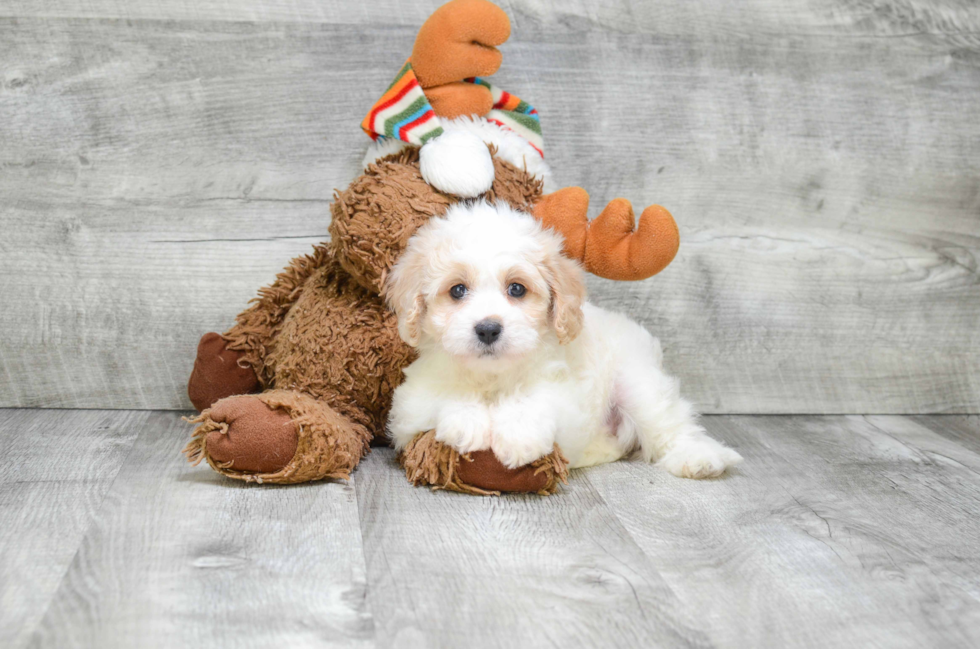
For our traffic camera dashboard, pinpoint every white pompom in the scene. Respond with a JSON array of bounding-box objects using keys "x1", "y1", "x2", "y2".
[{"x1": 419, "y1": 129, "x2": 495, "y2": 198}]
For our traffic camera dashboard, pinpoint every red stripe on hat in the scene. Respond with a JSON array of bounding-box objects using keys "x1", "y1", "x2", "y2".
[
  {"x1": 487, "y1": 118, "x2": 544, "y2": 158},
  {"x1": 365, "y1": 77, "x2": 419, "y2": 136},
  {"x1": 398, "y1": 109, "x2": 436, "y2": 141},
  {"x1": 493, "y1": 90, "x2": 511, "y2": 110}
]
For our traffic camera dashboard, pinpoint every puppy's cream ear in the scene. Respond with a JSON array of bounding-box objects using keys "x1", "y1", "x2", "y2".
[
  {"x1": 543, "y1": 242, "x2": 586, "y2": 345},
  {"x1": 399, "y1": 294, "x2": 426, "y2": 347},
  {"x1": 385, "y1": 243, "x2": 428, "y2": 348}
]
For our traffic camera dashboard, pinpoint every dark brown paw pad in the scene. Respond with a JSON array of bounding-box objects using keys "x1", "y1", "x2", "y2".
[
  {"x1": 187, "y1": 332, "x2": 261, "y2": 412},
  {"x1": 184, "y1": 395, "x2": 298, "y2": 476}
]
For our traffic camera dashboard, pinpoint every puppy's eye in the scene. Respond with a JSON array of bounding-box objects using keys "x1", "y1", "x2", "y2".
[
  {"x1": 507, "y1": 283, "x2": 527, "y2": 298},
  {"x1": 449, "y1": 284, "x2": 467, "y2": 300}
]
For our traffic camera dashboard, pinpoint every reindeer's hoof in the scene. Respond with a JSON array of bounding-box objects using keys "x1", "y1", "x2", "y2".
[
  {"x1": 400, "y1": 430, "x2": 569, "y2": 496},
  {"x1": 187, "y1": 333, "x2": 260, "y2": 412},
  {"x1": 456, "y1": 449, "x2": 556, "y2": 493},
  {"x1": 202, "y1": 395, "x2": 298, "y2": 474}
]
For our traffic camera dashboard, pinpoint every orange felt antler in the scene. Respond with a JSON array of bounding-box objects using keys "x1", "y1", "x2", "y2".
[
  {"x1": 411, "y1": 0, "x2": 511, "y2": 119},
  {"x1": 534, "y1": 188, "x2": 680, "y2": 281}
]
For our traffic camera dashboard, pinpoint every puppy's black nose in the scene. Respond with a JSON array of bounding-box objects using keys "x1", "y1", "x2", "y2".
[{"x1": 474, "y1": 319, "x2": 503, "y2": 346}]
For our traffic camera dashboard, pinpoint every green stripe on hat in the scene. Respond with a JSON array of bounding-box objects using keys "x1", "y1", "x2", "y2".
[
  {"x1": 418, "y1": 126, "x2": 445, "y2": 145},
  {"x1": 385, "y1": 61, "x2": 412, "y2": 92},
  {"x1": 383, "y1": 96, "x2": 428, "y2": 138},
  {"x1": 504, "y1": 112, "x2": 542, "y2": 135}
]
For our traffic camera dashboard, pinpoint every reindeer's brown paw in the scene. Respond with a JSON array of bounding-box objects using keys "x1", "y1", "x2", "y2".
[
  {"x1": 185, "y1": 390, "x2": 371, "y2": 484},
  {"x1": 456, "y1": 449, "x2": 562, "y2": 493},
  {"x1": 194, "y1": 395, "x2": 298, "y2": 474},
  {"x1": 400, "y1": 430, "x2": 569, "y2": 496},
  {"x1": 187, "y1": 333, "x2": 260, "y2": 412},
  {"x1": 412, "y1": 0, "x2": 511, "y2": 89}
]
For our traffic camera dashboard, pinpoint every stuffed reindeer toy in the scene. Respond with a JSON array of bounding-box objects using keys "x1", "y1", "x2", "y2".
[{"x1": 184, "y1": 0, "x2": 680, "y2": 494}]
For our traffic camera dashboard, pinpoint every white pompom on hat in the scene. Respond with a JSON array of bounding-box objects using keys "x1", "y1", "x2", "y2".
[{"x1": 418, "y1": 129, "x2": 495, "y2": 198}]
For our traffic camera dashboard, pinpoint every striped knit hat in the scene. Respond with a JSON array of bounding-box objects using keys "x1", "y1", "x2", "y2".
[{"x1": 362, "y1": 61, "x2": 543, "y2": 197}]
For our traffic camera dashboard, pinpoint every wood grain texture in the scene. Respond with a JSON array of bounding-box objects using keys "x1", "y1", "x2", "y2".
[
  {"x1": 0, "y1": 0, "x2": 447, "y2": 23},
  {"x1": 586, "y1": 415, "x2": 980, "y2": 648},
  {"x1": 28, "y1": 411, "x2": 373, "y2": 649},
  {"x1": 1, "y1": 1, "x2": 978, "y2": 412},
  {"x1": 4, "y1": 409, "x2": 980, "y2": 647},
  {"x1": 0, "y1": 409, "x2": 148, "y2": 649},
  {"x1": 354, "y1": 447, "x2": 710, "y2": 649},
  {"x1": 909, "y1": 414, "x2": 980, "y2": 454}
]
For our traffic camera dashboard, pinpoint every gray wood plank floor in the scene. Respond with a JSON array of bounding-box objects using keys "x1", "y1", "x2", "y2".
[
  {"x1": 2, "y1": 1, "x2": 978, "y2": 413},
  {"x1": 3, "y1": 409, "x2": 979, "y2": 648}
]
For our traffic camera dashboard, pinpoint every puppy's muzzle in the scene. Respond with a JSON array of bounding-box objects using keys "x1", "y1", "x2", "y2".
[{"x1": 474, "y1": 319, "x2": 502, "y2": 346}]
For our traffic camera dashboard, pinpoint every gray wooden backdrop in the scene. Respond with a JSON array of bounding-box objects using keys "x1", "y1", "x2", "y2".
[{"x1": 1, "y1": 0, "x2": 978, "y2": 413}]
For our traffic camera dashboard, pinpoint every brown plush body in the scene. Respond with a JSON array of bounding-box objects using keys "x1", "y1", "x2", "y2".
[
  {"x1": 185, "y1": 0, "x2": 680, "y2": 493},
  {"x1": 186, "y1": 150, "x2": 567, "y2": 490}
]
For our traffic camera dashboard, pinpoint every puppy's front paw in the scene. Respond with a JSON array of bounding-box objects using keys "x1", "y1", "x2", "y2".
[
  {"x1": 435, "y1": 402, "x2": 492, "y2": 454},
  {"x1": 659, "y1": 437, "x2": 742, "y2": 479},
  {"x1": 491, "y1": 402, "x2": 556, "y2": 469}
]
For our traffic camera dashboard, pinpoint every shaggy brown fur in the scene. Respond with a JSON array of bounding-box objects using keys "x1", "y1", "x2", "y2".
[
  {"x1": 331, "y1": 149, "x2": 454, "y2": 294},
  {"x1": 222, "y1": 243, "x2": 333, "y2": 388},
  {"x1": 329, "y1": 147, "x2": 541, "y2": 295},
  {"x1": 187, "y1": 151, "x2": 549, "y2": 488}
]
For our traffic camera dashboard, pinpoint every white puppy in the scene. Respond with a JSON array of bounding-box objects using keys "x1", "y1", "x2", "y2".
[{"x1": 385, "y1": 201, "x2": 742, "y2": 478}]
